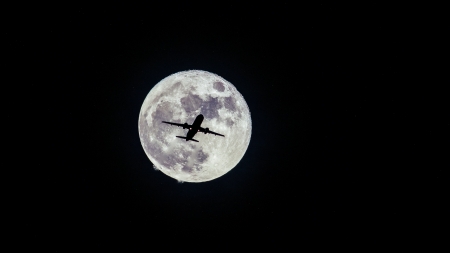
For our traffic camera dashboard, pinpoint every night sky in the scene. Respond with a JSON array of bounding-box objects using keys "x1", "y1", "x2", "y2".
[{"x1": 7, "y1": 3, "x2": 445, "y2": 251}]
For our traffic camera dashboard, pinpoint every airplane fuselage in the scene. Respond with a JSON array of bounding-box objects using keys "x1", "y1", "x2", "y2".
[
  {"x1": 162, "y1": 114, "x2": 223, "y2": 142},
  {"x1": 186, "y1": 114, "x2": 204, "y2": 140}
]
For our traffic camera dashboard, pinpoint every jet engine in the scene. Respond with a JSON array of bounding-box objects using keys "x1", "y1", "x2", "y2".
[{"x1": 183, "y1": 123, "x2": 188, "y2": 129}]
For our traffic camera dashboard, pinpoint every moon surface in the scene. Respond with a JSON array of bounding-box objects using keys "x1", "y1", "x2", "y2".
[{"x1": 138, "y1": 70, "x2": 251, "y2": 182}]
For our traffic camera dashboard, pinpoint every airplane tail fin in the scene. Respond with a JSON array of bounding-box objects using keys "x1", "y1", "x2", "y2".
[{"x1": 176, "y1": 136, "x2": 199, "y2": 142}]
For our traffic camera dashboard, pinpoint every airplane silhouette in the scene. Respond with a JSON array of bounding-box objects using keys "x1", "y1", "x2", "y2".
[{"x1": 162, "y1": 114, "x2": 224, "y2": 142}]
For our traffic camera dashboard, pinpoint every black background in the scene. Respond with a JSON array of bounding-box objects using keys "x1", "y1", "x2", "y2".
[{"x1": 6, "y1": 3, "x2": 445, "y2": 251}]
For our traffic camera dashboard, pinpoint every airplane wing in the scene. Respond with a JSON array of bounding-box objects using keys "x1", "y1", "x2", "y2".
[
  {"x1": 199, "y1": 127, "x2": 225, "y2": 137},
  {"x1": 162, "y1": 121, "x2": 191, "y2": 129}
]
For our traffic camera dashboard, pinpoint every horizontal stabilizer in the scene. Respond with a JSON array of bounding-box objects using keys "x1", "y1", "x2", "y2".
[{"x1": 176, "y1": 136, "x2": 199, "y2": 142}]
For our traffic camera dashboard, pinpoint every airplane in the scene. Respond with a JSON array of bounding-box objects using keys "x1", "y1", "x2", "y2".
[{"x1": 162, "y1": 114, "x2": 224, "y2": 142}]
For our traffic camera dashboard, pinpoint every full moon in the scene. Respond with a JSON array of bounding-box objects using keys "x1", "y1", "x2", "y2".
[{"x1": 138, "y1": 70, "x2": 251, "y2": 182}]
